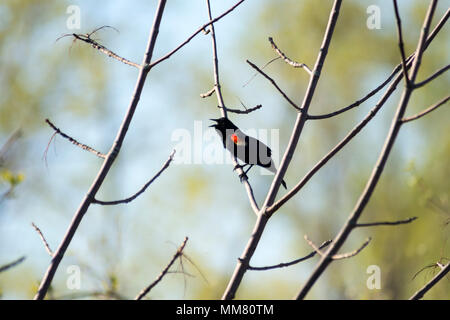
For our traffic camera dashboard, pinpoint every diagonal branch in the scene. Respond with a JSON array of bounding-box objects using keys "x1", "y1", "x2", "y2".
[
  {"x1": 409, "y1": 262, "x2": 450, "y2": 300},
  {"x1": 31, "y1": 223, "x2": 54, "y2": 257},
  {"x1": 67, "y1": 29, "x2": 141, "y2": 69},
  {"x1": 45, "y1": 119, "x2": 106, "y2": 159},
  {"x1": 222, "y1": 0, "x2": 343, "y2": 301},
  {"x1": 205, "y1": 0, "x2": 259, "y2": 215},
  {"x1": 135, "y1": 237, "x2": 189, "y2": 300},
  {"x1": 296, "y1": 0, "x2": 438, "y2": 300},
  {"x1": 268, "y1": 37, "x2": 312, "y2": 75},
  {"x1": 93, "y1": 150, "x2": 175, "y2": 205},
  {"x1": 34, "y1": 0, "x2": 168, "y2": 300},
  {"x1": 149, "y1": 0, "x2": 246, "y2": 69},
  {"x1": 0, "y1": 256, "x2": 26, "y2": 273},
  {"x1": 414, "y1": 64, "x2": 450, "y2": 88},
  {"x1": 304, "y1": 236, "x2": 370, "y2": 260},
  {"x1": 246, "y1": 60, "x2": 302, "y2": 111},
  {"x1": 401, "y1": 94, "x2": 450, "y2": 123},
  {"x1": 248, "y1": 240, "x2": 332, "y2": 271},
  {"x1": 218, "y1": 104, "x2": 262, "y2": 114},
  {"x1": 356, "y1": 216, "x2": 417, "y2": 227}
]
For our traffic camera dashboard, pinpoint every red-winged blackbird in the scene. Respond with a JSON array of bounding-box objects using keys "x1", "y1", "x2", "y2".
[{"x1": 210, "y1": 117, "x2": 287, "y2": 189}]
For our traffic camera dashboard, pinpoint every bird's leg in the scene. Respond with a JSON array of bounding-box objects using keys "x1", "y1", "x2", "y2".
[
  {"x1": 243, "y1": 164, "x2": 254, "y2": 175},
  {"x1": 238, "y1": 164, "x2": 254, "y2": 183}
]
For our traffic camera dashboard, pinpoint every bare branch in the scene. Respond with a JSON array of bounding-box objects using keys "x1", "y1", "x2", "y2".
[
  {"x1": 331, "y1": 238, "x2": 371, "y2": 260},
  {"x1": 218, "y1": 104, "x2": 262, "y2": 114},
  {"x1": 308, "y1": 64, "x2": 402, "y2": 120},
  {"x1": 0, "y1": 256, "x2": 26, "y2": 273},
  {"x1": 296, "y1": 0, "x2": 438, "y2": 300},
  {"x1": 246, "y1": 59, "x2": 302, "y2": 111},
  {"x1": 356, "y1": 216, "x2": 417, "y2": 227},
  {"x1": 204, "y1": 0, "x2": 259, "y2": 215},
  {"x1": 34, "y1": 0, "x2": 168, "y2": 300},
  {"x1": 135, "y1": 237, "x2": 188, "y2": 300},
  {"x1": 200, "y1": 87, "x2": 215, "y2": 98},
  {"x1": 268, "y1": 37, "x2": 312, "y2": 74},
  {"x1": 222, "y1": 0, "x2": 343, "y2": 300},
  {"x1": 149, "y1": 0, "x2": 246, "y2": 69},
  {"x1": 248, "y1": 240, "x2": 332, "y2": 271},
  {"x1": 268, "y1": 6, "x2": 450, "y2": 215},
  {"x1": 393, "y1": 0, "x2": 411, "y2": 85},
  {"x1": 93, "y1": 150, "x2": 175, "y2": 205},
  {"x1": 401, "y1": 94, "x2": 450, "y2": 123},
  {"x1": 31, "y1": 223, "x2": 54, "y2": 257},
  {"x1": 45, "y1": 119, "x2": 106, "y2": 159},
  {"x1": 410, "y1": 263, "x2": 450, "y2": 300},
  {"x1": 58, "y1": 26, "x2": 141, "y2": 69},
  {"x1": 414, "y1": 64, "x2": 450, "y2": 88}
]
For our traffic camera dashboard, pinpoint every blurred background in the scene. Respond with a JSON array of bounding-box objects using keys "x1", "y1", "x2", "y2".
[{"x1": 0, "y1": 0, "x2": 448, "y2": 299}]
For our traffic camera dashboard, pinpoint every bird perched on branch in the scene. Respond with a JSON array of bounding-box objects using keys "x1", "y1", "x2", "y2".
[{"x1": 210, "y1": 117, "x2": 287, "y2": 189}]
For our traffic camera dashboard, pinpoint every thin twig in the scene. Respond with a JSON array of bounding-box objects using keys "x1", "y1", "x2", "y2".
[
  {"x1": 34, "y1": 0, "x2": 168, "y2": 300},
  {"x1": 308, "y1": 64, "x2": 403, "y2": 120},
  {"x1": 149, "y1": 0, "x2": 246, "y2": 69},
  {"x1": 393, "y1": 0, "x2": 411, "y2": 85},
  {"x1": 268, "y1": 5, "x2": 449, "y2": 215},
  {"x1": 218, "y1": 104, "x2": 262, "y2": 114},
  {"x1": 205, "y1": 0, "x2": 259, "y2": 215},
  {"x1": 414, "y1": 64, "x2": 450, "y2": 88},
  {"x1": 45, "y1": 119, "x2": 106, "y2": 159},
  {"x1": 135, "y1": 237, "x2": 188, "y2": 300},
  {"x1": 356, "y1": 216, "x2": 417, "y2": 227},
  {"x1": 268, "y1": 37, "x2": 312, "y2": 75},
  {"x1": 410, "y1": 263, "x2": 450, "y2": 300},
  {"x1": 31, "y1": 223, "x2": 54, "y2": 257},
  {"x1": 246, "y1": 60, "x2": 302, "y2": 111},
  {"x1": 401, "y1": 94, "x2": 450, "y2": 123},
  {"x1": 248, "y1": 240, "x2": 332, "y2": 271},
  {"x1": 0, "y1": 256, "x2": 26, "y2": 273},
  {"x1": 93, "y1": 150, "x2": 175, "y2": 205}
]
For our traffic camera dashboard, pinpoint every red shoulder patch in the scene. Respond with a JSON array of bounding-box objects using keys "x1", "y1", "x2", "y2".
[{"x1": 231, "y1": 134, "x2": 239, "y2": 144}]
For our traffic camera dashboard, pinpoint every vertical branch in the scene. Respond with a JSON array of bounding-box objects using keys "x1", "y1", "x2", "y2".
[
  {"x1": 221, "y1": 0, "x2": 343, "y2": 300},
  {"x1": 34, "y1": 0, "x2": 168, "y2": 300},
  {"x1": 205, "y1": 0, "x2": 259, "y2": 215},
  {"x1": 295, "y1": 0, "x2": 438, "y2": 299}
]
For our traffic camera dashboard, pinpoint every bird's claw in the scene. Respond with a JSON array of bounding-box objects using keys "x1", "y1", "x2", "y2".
[{"x1": 233, "y1": 164, "x2": 243, "y2": 172}]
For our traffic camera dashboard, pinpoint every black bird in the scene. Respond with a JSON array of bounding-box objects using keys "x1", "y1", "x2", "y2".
[{"x1": 210, "y1": 117, "x2": 287, "y2": 189}]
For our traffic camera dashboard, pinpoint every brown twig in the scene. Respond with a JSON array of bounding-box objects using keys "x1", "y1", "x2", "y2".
[
  {"x1": 414, "y1": 64, "x2": 450, "y2": 88},
  {"x1": 34, "y1": 0, "x2": 168, "y2": 300},
  {"x1": 356, "y1": 216, "x2": 417, "y2": 227},
  {"x1": 200, "y1": 87, "x2": 215, "y2": 98},
  {"x1": 135, "y1": 237, "x2": 188, "y2": 300},
  {"x1": 248, "y1": 240, "x2": 332, "y2": 271},
  {"x1": 205, "y1": 0, "x2": 259, "y2": 215},
  {"x1": 149, "y1": 0, "x2": 247, "y2": 69},
  {"x1": 45, "y1": 119, "x2": 106, "y2": 159},
  {"x1": 268, "y1": 37, "x2": 312, "y2": 74},
  {"x1": 58, "y1": 26, "x2": 141, "y2": 69},
  {"x1": 401, "y1": 94, "x2": 450, "y2": 123},
  {"x1": 246, "y1": 59, "x2": 302, "y2": 112},
  {"x1": 31, "y1": 223, "x2": 54, "y2": 257},
  {"x1": 304, "y1": 236, "x2": 370, "y2": 260},
  {"x1": 393, "y1": 0, "x2": 411, "y2": 85},
  {"x1": 410, "y1": 262, "x2": 450, "y2": 300},
  {"x1": 0, "y1": 256, "x2": 26, "y2": 273},
  {"x1": 222, "y1": 0, "x2": 343, "y2": 300},
  {"x1": 93, "y1": 150, "x2": 175, "y2": 205}
]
